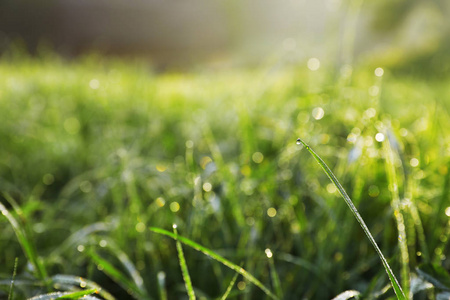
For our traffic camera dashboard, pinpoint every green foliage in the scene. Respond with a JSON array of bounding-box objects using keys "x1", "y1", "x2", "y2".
[
  {"x1": 150, "y1": 227, "x2": 278, "y2": 299},
  {"x1": 0, "y1": 55, "x2": 449, "y2": 299}
]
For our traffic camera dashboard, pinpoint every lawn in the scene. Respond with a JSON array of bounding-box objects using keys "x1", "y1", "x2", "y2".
[{"x1": 0, "y1": 54, "x2": 449, "y2": 299}]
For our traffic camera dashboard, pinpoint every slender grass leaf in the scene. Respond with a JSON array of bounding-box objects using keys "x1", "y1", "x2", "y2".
[
  {"x1": 87, "y1": 249, "x2": 144, "y2": 299},
  {"x1": 219, "y1": 271, "x2": 239, "y2": 300},
  {"x1": 437, "y1": 292, "x2": 450, "y2": 300},
  {"x1": 157, "y1": 272, "x2": 168, "y2": 300},
  {"x1": 8, "y1": 257, "x2": 18, "y2": 300},
  {"x1": 381, "y1": 132, "x2": 410, "y2": 296},
  {"x1": 51, "y1": 274, "x2": 115, "y2": 300},
  {"x1": 149, "y1": 227, "x2": 279, "y2": 300},
  {"x1": 173, "y1": 225, "x2": 196, "y2": 300},
  {"x1": 416, "y1": 263, "x2": 450, "y2": 291},
  {"x1": 296, "y1": 138, "x2": 406, "y2": 300},
  {"x1": 56, "y1": 288, "x2": 98, "y2": 299},
  {"x1": 0, "y1": 199, "x2": 49, "y2": 288},
  {"x1": 96, "y1": 238, "x2": 147, "y2": 297},
  {"x1": 410, "y1": 274, "x2": 433, "y2": 294},
  {"x1": 50, "y1": 222, "x2": 116, "y2": 258},
  {"x1": 277, "y1": 252, "x2": 332, "y2": 289},
  {"x1": 0, "y1": 279, "x2": 39, "y2": 287},
  {"x1": 267, "y1": 251, "x2": 282, "y2": 299},
  {"x1": 27, "y1": 291, "x2": 100, "y2": 300},
  {"x1": 331, "y1": 290, "x2": 360, "y2": 300}
]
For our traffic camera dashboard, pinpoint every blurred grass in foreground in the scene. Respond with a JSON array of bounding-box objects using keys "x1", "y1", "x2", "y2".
[{"x1": 0, "y1": 55, "x2": 449, "y2": 299}]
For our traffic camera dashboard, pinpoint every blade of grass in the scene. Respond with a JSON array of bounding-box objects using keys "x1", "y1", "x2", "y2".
[
  {"x1": 87, "y1": 249, "x2": 144, "y2": 299},
  {"x1": 432, "y1": 161, "x2": 450, "y2": 263},
  {"x1": 331, "y1": 290, "x2": 360, "y2": 300},
  {"x1": 98, "y1": 238, "x2": 148, "y2": 297},
  {"x1": 56, "y1": 288, "x2": 99, "y2": 299},
  {"x1": 49, "y1": 221, "x2": 116, "y2": 259},
  {"x1": 27, "y1": 291, "x2": 99, "y2": 300},
  {"x1": 219, "y1": 271, "x2": 240, "y2": 300},
  {"x1": 296, "y1": 138, "x2": 406, "y2": 300},
  {"x1": 396, "y1": 134, "x2": 430, "y2": 263},
  {"x1": 157, "y1": 272, "x2": 168, "y2": 300},
  {"x1": 51, "y1": 274, "x2": 115, "y2": 300},
  {"x1": 0, "y1": 198, "x2": 49, "y2": 289},
  {"x1": 173, "y1": 225, "x2": 196, "y2": 300},
  {"x1": 202, "y1": 124, "x2": 245, "y2": 227},
  {"x1": 266, "y1": 249, "x2": 283, "y2": 299},
  {"x1": 382, "y1": 133, "x2": 410, "y2": 297},
  {"x1": 149, "y1": 227, "x2": 279, "y2": 300},
  {"x1": 8, "y1": 257, "x2": 18, "y2": 300}
]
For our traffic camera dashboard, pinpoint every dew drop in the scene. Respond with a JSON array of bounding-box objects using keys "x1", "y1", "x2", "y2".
[{"x1": 296, "y1": 138, "x2": 301, "y2": 145}]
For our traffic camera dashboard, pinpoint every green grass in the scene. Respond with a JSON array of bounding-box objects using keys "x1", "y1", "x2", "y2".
[
  {"x1": 0, "y1": 54, "x2": 449, "y2": 299},
  {"x1": 296, "y1": 137, "x2": 405, "y2": 299}
]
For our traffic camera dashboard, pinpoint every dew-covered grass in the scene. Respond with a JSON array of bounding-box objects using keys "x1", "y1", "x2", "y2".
[{"x1": 0, "y1": 54, "x2": 449, "y2": 299}]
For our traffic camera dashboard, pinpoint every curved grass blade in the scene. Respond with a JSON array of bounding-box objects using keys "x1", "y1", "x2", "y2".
[
  {"x1": 173, "y1": 225, "x2": 196, "y2": 300},
  {"x1": 87, "y1": 249, "x2": 145, "y2": 299},
  {"x1": 50, "y1": 221, "x2": 116, "y2": 258},
  {"x1": 97, "y1": 238, "x2": 147, "y2": 297},
  {"x1": 331, "y1": 290, "x2": 360, "y2": 300},
  {"x1": 0, "y1": 199, "x2": 49, "y2": 288},
  {"x1": 51, "y1": 274, "x2": 115, "y2": 300},
  {"x1": 149, "y1": 227, "x2": 279, "y2": 300},
  {"x1": 416, "y1": 263, "x2": 450, "y2": 291},
  {"x1": 55, "y1": 288, "x2": 99, "y2": 299},
  {"x1": 27, "y1": 290, "x2": 99, "y2": 300},
  {"x1": 296, "y1": 138, "x2": 406, "y2": 300}
]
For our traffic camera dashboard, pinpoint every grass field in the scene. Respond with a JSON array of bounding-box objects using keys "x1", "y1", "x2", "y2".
[{"x1": 0, "y1": 54, "x2": 449, "y2": 299}]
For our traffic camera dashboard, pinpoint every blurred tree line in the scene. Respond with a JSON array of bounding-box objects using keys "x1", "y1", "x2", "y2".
[{"x1": 1, "y1": 0, "x2": 449, "y2": 76}]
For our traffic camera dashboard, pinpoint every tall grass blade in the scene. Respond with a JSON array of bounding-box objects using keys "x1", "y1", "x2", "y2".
[
  {"x1": 173, "y1": 225, "x2": 196, "y2": 300},
  {"x1": 8, "y1": 257, "x2": 18, "y2": 300},
  {"x1": 219, "y1": 271, "x2": 239, "y2": 300},
  {"x1": 382, "y1": 134, "x2": 410, "y2": 297},
  {"x1": 432, "y1": 162, "x2": 450, "y2": 263},
  {"x1": 157, "y1": 272, "x2": 168, "y2": 300},
  {"x1": 51, "y1": 274, "x2": 115, "y2": 300},
  {"x1": 202, "y1": 125, "x2": 245, "y2": 227},
  {"x1": 296, "y1": 138, "x2": 406, "y2": 299},
  {"x1": 87, "y1": 249, "x2": 145, "y2": 299},
  {"x1": 55, "y1": 288, "x2": 98, "y2": 299},
  {"x1": 0, "y1": 198, "x2": 49, "y2": 288},
  {"x1": 27, "y1": 290, "x2": 99, "y2": 300},
  {"x1": 149, "y1": 227, "x2": 279, "y2": 300},
  {"x1": 99, "y1": 239, "x2": 148, "y2": 297},
  {"x1": 266, "y1": 250, "x2": 282, "y2": 299},
  {"x1": 416, "y1": 263, "x2": 450, "y2": 291}
]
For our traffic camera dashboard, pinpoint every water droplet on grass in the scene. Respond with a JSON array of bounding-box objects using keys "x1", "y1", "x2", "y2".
[{"x1": 296, "y1": 139, "x2": 301, "y2": 145}]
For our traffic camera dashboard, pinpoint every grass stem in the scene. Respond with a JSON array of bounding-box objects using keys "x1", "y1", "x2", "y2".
[{"x1": 296, "y1": 138, "x2": 406, "y2": 299}]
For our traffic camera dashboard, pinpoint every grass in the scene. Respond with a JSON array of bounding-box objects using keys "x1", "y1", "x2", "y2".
[
  {"x1": 296, "y1": 137, "x2": 405, "y2": 299},
  {"x1": 0, "y1": 53, "x2": 449, "y2": 299}
]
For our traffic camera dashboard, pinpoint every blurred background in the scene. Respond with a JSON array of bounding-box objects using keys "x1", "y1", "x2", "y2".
[
  {"x1": 1, "y1": 0, "x2": 449, "y2": 73},
  {"x1": 1, "y1": 1, "x2": 450, "y2": 299}
]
